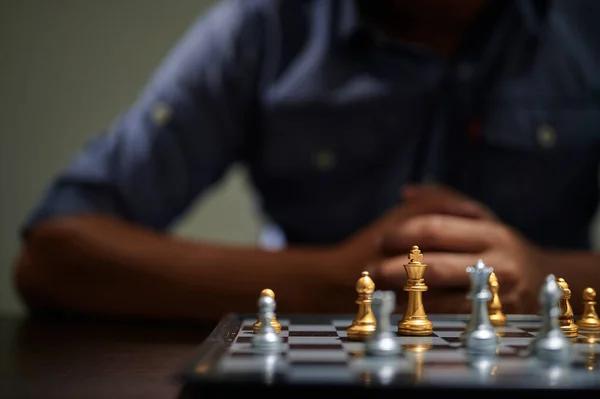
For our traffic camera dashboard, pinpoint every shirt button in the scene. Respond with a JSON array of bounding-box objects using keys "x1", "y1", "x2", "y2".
[
  {"x1": 313, "y1": 150, "x2": 336, "y2": 171},
  {"x1": 151, "y1": 102, "x2": 173, "y2": 126},
  {"x1": 537, "y1": 124, "x2": 557, "y2": 149}
]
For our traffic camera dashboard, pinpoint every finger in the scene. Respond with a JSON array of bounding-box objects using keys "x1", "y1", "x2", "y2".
[
  {"x1": 401, "y1": 184, "x2": 497, "y2": 220},
  {"x1": 414, "y1": 198, "x2": 492, "y2": 220},
  {"x1": 375, "y1": 251, "x2": 479, "y2": 288},
  {"x1": 383, "y1": 214, "x2": 504, "y2": 254}
]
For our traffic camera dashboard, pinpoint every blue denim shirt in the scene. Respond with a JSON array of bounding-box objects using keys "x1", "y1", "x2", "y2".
[{"x1": 22, "y1": 0, "x2": 600, "y2": 250}]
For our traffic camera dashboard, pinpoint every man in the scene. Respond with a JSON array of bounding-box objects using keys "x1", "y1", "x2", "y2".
[{"x1": 13, "y1": 0, "x2": 600, "y2": 324}]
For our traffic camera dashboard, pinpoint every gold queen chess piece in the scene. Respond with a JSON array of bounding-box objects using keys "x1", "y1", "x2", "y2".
[
  {"x1": 346, "y1": 271, "x2": 377, "y2": 341},
  {"x1": 253, "y1": 288, "x2": 281, "y2": 334},
  {"x1": 397, "y1": 246, "x2": 433, "y2": 336}
]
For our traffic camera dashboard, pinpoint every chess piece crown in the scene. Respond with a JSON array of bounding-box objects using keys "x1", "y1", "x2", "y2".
[{"x1": 466, "y1": 259, "x2": 493, "y2": 302}]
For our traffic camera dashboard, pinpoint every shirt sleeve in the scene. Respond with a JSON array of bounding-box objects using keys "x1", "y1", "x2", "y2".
[{"x1": 21, "y1": 0, "x2": 265, "y2": 236}]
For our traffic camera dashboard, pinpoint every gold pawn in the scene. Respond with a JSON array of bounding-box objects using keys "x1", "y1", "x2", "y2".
[
  {"x1": 346, "y1": 271, "x2": 376, "y2": 341},
  {"x1": 576, "y1": 287, "x2": 600, "y2": 331},
  {"x1": 252, "y1": 288, "x2": 281, "y2": 334},
  {"x1": 397, "y1": 245, "x2": 433, "y2": 336},
  {"x1": 488, "y1": 272, "x2": 506, "y2": 327},
  {"x1": 556, "y1": 277, "x2": 579, "y2": 338}
]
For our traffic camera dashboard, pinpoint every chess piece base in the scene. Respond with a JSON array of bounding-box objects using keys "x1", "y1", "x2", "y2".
[
  {"x1": 397, "y1": 317, "x2": 433, "y2": 336},
  {"x1": 531, "y1": 331, "x2": 572, "y2": 364},
  {"x1": 461, "y1": 327, "x2": 499, "y2": 355},
  {"x1": 365, "y1": 334, "x2": 401, "y2": 356},
  {"x1": 252, "y1": 331, "x2": 282, "y2": 353},
  {"x1": 347, "y1": 322, "x2": 376, "y2": 341},
  {"x1": 559, "y1": 323, "x2": 579, "y2": 338},
  {"x1": 576, "y1": 317, "x2": 600, "y2": 331},
  {"x1": 489, "y1": 312, "x2": 506, "y2": 327}
]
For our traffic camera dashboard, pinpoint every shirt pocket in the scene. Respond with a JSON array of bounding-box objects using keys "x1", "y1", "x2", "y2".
[
  {"x1": 255, "y1": 101, "x2": 423, "y2": 183},
  {"x1": 483, "y1": 99, "x2": 600, "y2": 153},
  {"x1": 474, "y1": 99, "x2": 600, "y2": 247}
]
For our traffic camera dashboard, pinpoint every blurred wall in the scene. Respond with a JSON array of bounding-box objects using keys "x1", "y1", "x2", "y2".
[
  {"x1": 0, "y1": 0, "x2": 261, "y2": 315},
  {"x1": 1, "y1": 0, "x2": 599, "y2": 315}
]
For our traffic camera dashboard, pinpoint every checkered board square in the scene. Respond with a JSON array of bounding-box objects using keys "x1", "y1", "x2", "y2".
[{"x1": 180, "y1": 313, "x2": 599, "y2": 390}]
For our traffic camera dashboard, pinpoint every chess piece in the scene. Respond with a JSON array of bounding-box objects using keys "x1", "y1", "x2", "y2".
[
  {"x1": 253, "y1": 288, "x2": 282, "y2": 334},
  {"x1": 397, "y1": 246, "x2": 433, "y2": 336},
  {"x1": 347, "y1": 271, "x2": 377, "y2": 340},
  {"x1": 252, "y1": 294, "x2": 283, "y2": 352},
  {"x1": 576, "y1": 287, "x2": 600, "y2": 331},
  {"x1": 365, "y1": 290, "x2": 401, "y2": 356},
  {"x1": 556, "y1": 277, "x2": 579, "y2": 338},
  {"x1": 529, "y1": 274, "x2": 572, "y2": 364},
  {"x1": 461, "y1": 259, "x2": 499, "y2": 355},
  {"x1": 488, "y1": 272, "x2": 506, "y2": 327}
]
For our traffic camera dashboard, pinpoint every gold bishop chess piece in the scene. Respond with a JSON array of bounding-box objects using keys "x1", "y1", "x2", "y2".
[
  {"x1": 556, "y1": 277, "x2": 579, "y2": 338},
  {"x1": 488, "y1": 272, "x2": 507, "y2": 327},
  {"x1": 346, "y1": 271, "x2": 377, "y2": 341},
  {"x1": 576, "y1": 287, "x2": 600, "y2": 331},
  {"x1": 397, "y1": 246, "x2": 433, "y2": 336},
  {"x1": 252, "y1": 288, "x2": 281, "y2": 334}
]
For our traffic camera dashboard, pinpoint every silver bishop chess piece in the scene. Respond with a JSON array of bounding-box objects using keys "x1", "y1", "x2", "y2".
[
  {"x1": 252, "y1": 294, "x2": 283, "y2": 353},
  {"x1": 529, "y1": 274, "x2": 572, "y2": 365},
  {"x1": 365, "y1": 290, "x2": 402, "y2": 356},
  {"x1": 461, "y1": 259, "x2": 499, "y2": 355}
]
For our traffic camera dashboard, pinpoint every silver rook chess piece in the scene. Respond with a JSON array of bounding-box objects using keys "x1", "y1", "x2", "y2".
[
  {"x1": 461, "y1": 259, "x2": 499, "y2": 355},
  {"x1": 529, "y1": 274, "x2": 572, "y2": 365},
  {"x1": 365, "y1": 290, "x2": 401, "y2": 356},
  {"x1": 252, "y1": 294, "x2": 283, "y2": 353}
]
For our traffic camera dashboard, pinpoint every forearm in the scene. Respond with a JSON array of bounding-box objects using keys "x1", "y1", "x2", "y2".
[
  {"x1": 540, "y1": 249, "x2": 600, "y2": 315},
  {"x1": 14, "y1": 214, "x2": 350, "y2": 324}
]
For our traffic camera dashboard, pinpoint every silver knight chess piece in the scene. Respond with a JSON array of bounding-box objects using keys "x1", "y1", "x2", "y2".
[
  {"x1": 365, "y1": 290, "x2": 402, "y2": 356},
  {"x1": 461, "y1": 259, "x2": 499, "y2": 355},
  {"x1": 529, "y1": 274, "x2": 572, "y2": 365},
  {"x1": 252, "y1": 294, "x2": 283, "y2": 353}
]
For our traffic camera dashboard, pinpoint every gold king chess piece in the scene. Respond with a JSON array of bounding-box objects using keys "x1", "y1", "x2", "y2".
[
  {"x1": 397, "y1": 246, "x2": 433, "y2": 336},
  {"x1": 346, "y1": 271, "x2": 377, "y2": 341},
  {"x1": 252, "y1": 288, "x2": 281, "y2": 334},
  {"x1": 488, "y1": 272, "x2": 506, "y2": 327},
  {"x1": 576, "y1": 287, "x2": 600, "y2": 331},
  {"x1": 556, "y1": 277, "x2": 579, "y2": 338}
]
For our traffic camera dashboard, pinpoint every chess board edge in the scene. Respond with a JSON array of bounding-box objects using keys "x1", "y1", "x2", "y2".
[{"x1": 174, "y1": 313, "x2": 599, "y2": 391}]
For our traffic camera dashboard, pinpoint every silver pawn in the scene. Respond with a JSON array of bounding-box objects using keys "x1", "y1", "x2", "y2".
[
  {"x1": 461, "y1": 259, "x2": 499, "y2": 355},
  {"x1": 529, "y1": 274, "x2": 572, "y2": 365},
  {"x1": 252, "y1": 295, "x2": 282, "y2": 352},
  {"x1": 365, "y1": 290, "x2": 401, "y2": 356}
]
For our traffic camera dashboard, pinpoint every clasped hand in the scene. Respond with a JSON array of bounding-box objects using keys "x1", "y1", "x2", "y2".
[{"x1": 340, "y1": 184, "x2": 548, "y2": 314}]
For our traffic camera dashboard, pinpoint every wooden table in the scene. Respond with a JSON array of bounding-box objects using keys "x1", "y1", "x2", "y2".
[{"x1": 0, "y1": 313, "x2": 213, "y2": 399}]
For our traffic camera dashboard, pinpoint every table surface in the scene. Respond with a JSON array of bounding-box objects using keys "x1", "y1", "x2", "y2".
[{"x1": 0, "y1": 313, "x2": 214, "y2": 399}]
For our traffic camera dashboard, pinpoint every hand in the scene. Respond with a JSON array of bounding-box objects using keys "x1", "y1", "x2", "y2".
[
  {"x1": 328, "y1": 184, "x2": 495, "y2": 292},
  {"x1": 376, "y1": 213, "x2": 549, "y2": 314}
]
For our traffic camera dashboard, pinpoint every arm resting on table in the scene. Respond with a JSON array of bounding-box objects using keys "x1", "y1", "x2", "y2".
[{"x1": 13, "y1": 214, "x2": 353, "y2": 324}]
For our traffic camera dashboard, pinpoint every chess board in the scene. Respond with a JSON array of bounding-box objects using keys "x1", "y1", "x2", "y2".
[{"x1": 176, "y1": 313, "x2": 599, "y2": 394}]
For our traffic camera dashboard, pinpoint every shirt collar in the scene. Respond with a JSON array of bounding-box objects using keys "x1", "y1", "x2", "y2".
[{"x1": 336, "y1": 0, "x2": 552, "y2": 47}]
